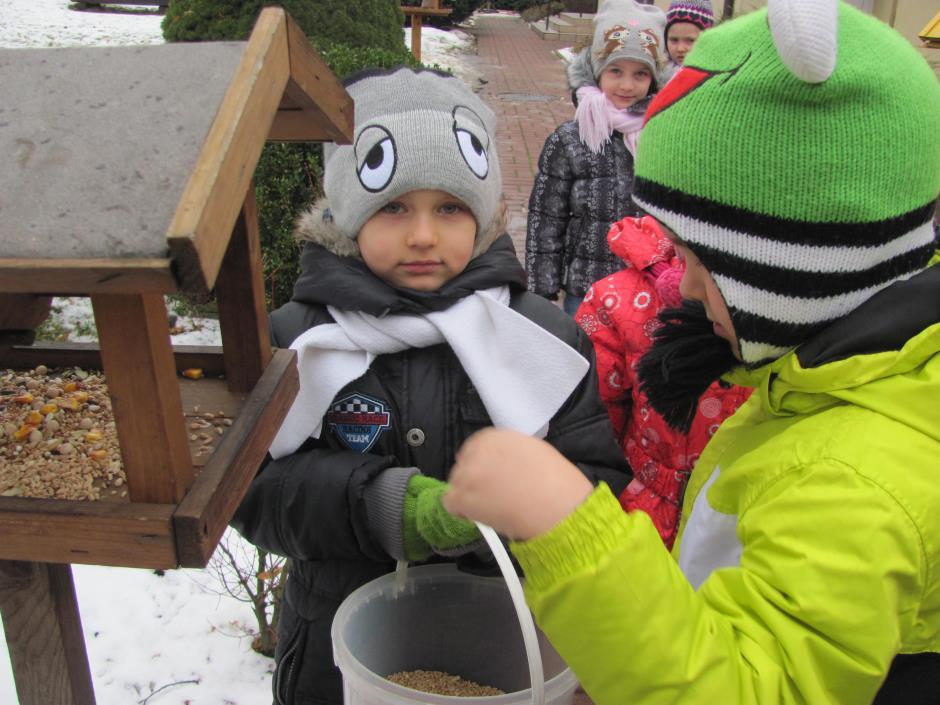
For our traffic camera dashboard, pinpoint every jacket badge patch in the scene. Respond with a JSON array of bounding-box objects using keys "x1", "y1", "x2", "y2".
[{"x1": 327, "y1": 393, "x2": 391, "y2": 453}]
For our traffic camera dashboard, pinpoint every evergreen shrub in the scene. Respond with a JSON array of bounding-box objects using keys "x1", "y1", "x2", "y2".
[
  {"x1": 163, "y1": 0, "x2": 404, "y2": 51},
  {"x1": 520, "y1": 1, "x2": 566, "y2": 22}
]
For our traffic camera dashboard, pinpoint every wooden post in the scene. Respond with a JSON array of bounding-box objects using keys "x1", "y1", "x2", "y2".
[
  {"x1": 216, "y1": 185, "x2": 272, "y2": 393},
  {"x1": 722, "y1": 0, "x2": 735, "y2": 20},
  {"x1": 0, "y1": 561, "x2": 96, "y2": 705},
  {"x1": 91, "y1": 293, "x2": 194, "y2": 504},
  {"x1": 0, "y1": 294, "x2": 52, "y2": 358},
  {"x1": 411, "y1": 13, "x2": 423, "y2": 61}
]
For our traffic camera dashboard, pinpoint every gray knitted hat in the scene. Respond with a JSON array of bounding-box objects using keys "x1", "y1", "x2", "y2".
[
  {"x1": 590, "y1": 0, "x2": 666, "y2": 78},
  {"x1": 323, "y1": 67, "x2": 502, "y2": 243}
]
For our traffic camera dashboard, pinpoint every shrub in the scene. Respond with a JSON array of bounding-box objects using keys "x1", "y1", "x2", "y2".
[
  {"x1": 163, "y1": 0, "x2": 418, "y2": 310},
  {"x1": 520, "y1": 1, "x2": 565, "y2": 22},
  {"x1": 164, "y1": 0, "x2": 404, "y2": 52},
  {"x1": 489, "y1": 0, "x2": 542, "y2": 10}
]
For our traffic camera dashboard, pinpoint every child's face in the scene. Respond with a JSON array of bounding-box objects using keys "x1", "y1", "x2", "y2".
[
  {"x1": 598, "y1": 59, "x2": 653, "y2": 110},
  {"x1": 666, "y1": 22, "x2": 701, "y2": 65},
  {"x1": 357, "y1": 189, "x2": 477, "y2": 292},
  {"x1": 658, "y1": 221, "x2": 741, "y2": 360}
]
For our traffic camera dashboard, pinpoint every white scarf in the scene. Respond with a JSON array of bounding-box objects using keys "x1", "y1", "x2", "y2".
[{"x1": 269, "y1": 286, "x2": 589, "y2": 459}]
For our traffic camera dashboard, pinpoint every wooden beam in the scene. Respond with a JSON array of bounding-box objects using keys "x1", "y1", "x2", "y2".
[
  {"x1": 0, "y1": 562, "x2": 96, "y2": 705},
  {"x1": 0, "y1": 294, "x2": 52, "y2": 330},
  {"x1": 0, "y1": 342, "x2": 229, "y2": 378},
  {"x1": 215, "y1": 186, "x2": 272, "y2": 393},
  {"x1": 0, "y1": 294, "x2": 51, "y2": 359},
  {"x1": 174, "y1": 348, "x2": 298, "y2": 567},
  {"x1": 280, "y1": 12, "x2": 353, "y2": 145},
  {"x1": 0, "y1": 498, "x2": 177, "y2": 568},
  {"x1": 91, "y1": 294, "x2": 194, "y2": 504},
  {"x1": 166, "y1": 7, "x2": 291, "y2": 295},
  {"x1": 0, "y1": 259, "x2": 176, "y2": 295}
]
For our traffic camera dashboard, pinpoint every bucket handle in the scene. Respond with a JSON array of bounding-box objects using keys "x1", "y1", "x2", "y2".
[
  {"x1": 394, "y1": 524, "x2": 546, "y2": 705},
  {"x1": 475, "y1": 521, "x2": 546, "y2": 705}
]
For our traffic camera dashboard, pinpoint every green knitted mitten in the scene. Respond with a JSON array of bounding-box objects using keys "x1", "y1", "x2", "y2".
[{"x1": 402, "y1": 474, "x2": 482, "y2": 561}]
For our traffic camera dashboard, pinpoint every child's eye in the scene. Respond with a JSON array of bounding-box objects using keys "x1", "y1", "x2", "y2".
[
  {"x1": 380, "y1": 202, "x2": 404, "y2": 215},
  {"x1": 439, "y1": 203, "x2": 465, "y2": 215}
]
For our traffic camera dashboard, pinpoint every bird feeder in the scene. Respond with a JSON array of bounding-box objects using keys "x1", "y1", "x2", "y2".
[
  {"x1": 0, "y1": 8, "x2": 352, "y2": 703},
  {"x1": 402, "y1": 0, "x2": 454, "y2": 61}
]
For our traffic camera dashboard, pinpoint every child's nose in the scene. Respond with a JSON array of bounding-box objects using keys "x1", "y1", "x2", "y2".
[{"x1": 407, "y1": 215, "x2": 438, "y2": 248}]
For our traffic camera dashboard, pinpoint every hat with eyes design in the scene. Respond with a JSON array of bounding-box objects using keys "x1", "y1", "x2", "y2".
[{"x1": 322, "y1": 67, "x2": 502, "y2": 246}]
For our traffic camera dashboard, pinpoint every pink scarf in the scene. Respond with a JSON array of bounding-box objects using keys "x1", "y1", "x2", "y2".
[{"x1": 574, "y1": 85, "x2": 646, "y2": 156}]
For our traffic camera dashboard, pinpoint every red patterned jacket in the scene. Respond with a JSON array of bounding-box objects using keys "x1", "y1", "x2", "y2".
[{"x1": 576, "y1": 216, "x2": 751, "y2": 548}]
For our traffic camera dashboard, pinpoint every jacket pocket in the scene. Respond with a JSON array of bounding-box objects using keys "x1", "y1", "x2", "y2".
[
  {"x1": 274, "y1": 616, "x2": 308, "y2": 705},
  {"x1": 459, "y1": 383, "x2": 492, "y2": 436}
]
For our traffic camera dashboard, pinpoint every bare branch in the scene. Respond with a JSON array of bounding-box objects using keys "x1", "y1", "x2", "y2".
[{"x1": 137, "y1": 679, "x2": 200, "y2": 704}]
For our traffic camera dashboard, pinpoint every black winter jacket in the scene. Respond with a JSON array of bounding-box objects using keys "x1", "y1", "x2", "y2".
[
  {"x1": 232, "y1": 221, "x2": 630, "y2": 705},
  {"x1": 525, "y1": 49, "x2": 651, "y2": 300}
]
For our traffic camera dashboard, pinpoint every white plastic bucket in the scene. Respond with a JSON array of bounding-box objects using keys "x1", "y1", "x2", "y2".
[{"x1": 331, "y1": 525, "x2": 577, "y2": 705}]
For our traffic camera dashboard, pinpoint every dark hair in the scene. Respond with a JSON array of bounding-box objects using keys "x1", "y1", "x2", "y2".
[{"x1": 637, "y1": 301, "x2": 739, "y2": 433}]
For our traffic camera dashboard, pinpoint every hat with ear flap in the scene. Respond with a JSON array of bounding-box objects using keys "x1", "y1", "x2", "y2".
[
  {"x1": 632, "y1": 0, "x2": 940, "y2": 367},
  {"x1": 590, "y1": 0, "x2": 666, "y2": 79},
  {"x1": 322, "y1": 67, "x2": 502, "y2": 253}
]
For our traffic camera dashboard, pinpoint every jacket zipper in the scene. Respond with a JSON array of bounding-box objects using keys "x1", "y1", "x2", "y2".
[{"x1": 274, "y1": 630, "x2": 301, "y2": 705}]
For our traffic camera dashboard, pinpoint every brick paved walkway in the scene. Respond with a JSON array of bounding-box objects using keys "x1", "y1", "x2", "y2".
[
  {"x1": 458, "y1": 20, "x2": 595, "y2": 703},
  {"x1": 463, "y1": 15, "x2": 575, "y2": 258},
  {"x1": 461, "y1": 21, "x2": 594, "y2": 702}
]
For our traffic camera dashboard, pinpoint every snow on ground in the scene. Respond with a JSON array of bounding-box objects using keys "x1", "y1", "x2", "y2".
[
  {"x1": 0, "y1": 0, "x2": 165, "y2": 48},
  {"x1": 0, "y1": 2, "x2": 477, "y2": 703}
]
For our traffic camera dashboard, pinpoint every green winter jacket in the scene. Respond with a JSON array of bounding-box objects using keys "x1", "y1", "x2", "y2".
[{"x1": 512, "y1": 261, "x2": 940, "y2": 705}]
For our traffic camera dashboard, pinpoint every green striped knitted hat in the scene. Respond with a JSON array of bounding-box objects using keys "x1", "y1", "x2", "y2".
[{"x1": 633, "y1": 0, "x2": 940, "y2": 366}]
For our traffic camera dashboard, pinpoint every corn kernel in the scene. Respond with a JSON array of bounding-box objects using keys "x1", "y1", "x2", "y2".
[
  {"x1": 181, "y1": 368, "x2": 204, "y2": 380},
  {"x1": 13, "y1": 393, "x2": 34, "y2": 404},
  {"x1": 25, "y1": 411, "x2": 44, "y2": 426},
  {"x1": 39, "y1": 403, "x2": 58, "y2": 415},
  {"x1": 63, "y1": 382, "x2": 79, "y2": 393},
  {"x1": 14, "y1": 425, "x2": 33, "y2": 441},
  {"x1": 85, "y1": 430, "x2": 104, "y2": 443}
]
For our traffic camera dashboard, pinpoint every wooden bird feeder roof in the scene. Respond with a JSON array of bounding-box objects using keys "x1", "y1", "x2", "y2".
[
  {"x1": 0, "y1": 6, "x2": 352, "y2": 298},
  {"x1": 0, "y1": 8, "x2": 349, "y2": 571}
]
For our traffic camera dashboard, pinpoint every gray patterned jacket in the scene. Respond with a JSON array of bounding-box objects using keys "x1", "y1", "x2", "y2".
[{"x1": 525, "y1": 50, "x2": 651, "y2": 299}]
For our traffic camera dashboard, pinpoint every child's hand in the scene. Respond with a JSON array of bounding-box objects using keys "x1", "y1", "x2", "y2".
[{"x1": 444, "y1": 428, "x2": 593, "y2": 541}]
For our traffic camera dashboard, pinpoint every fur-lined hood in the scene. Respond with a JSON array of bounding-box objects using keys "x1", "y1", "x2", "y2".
[
  {"x1": 294, "y1": 197, "x2": 508, "y2": 260},
  {"x1": 566, "y1": 49, "x2": 597, "y2": 93}
]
